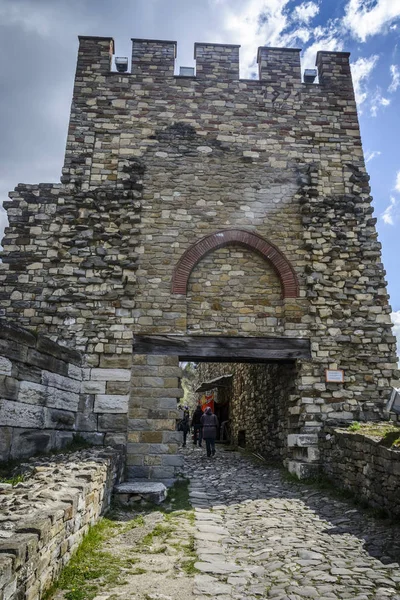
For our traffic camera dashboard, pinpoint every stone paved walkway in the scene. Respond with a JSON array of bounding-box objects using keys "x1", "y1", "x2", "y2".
[{"x1": 183, "y1": 446, "x2": 400, "y2": 600}]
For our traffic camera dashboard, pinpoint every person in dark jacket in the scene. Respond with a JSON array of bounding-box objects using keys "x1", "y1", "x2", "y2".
[
  {"x1": 179, "y1": 407, "x2": 191, "y2": 447},
  {"x1": 201, "y1": 407, "x2": 219, "y2": 457},
  {"x1": 191, "y1": 405, "x2": 203, "y2": 448}
]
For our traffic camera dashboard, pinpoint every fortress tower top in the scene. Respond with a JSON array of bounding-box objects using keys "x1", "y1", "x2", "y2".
[{"x1": 75, "y1": 35, "x2": 353, "y2": 90}]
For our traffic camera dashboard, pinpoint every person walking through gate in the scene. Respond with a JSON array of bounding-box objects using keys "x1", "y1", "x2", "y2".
[
  {"x1": 179, "y1": 407, "x2": 191, "y2": 447},
  {"x1": 191, "y1": 404, "x2": 203, "y2": 448},
  {"x1": 201, "y1": 406, "x2": 219, "y2": 457}
]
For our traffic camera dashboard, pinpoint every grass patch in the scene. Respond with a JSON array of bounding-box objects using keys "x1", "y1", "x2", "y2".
[
  {"x1": 348, "y1": 421, "x2": 361, "y2": 432},
  {"x1": 147, "y1": 545, "x2": 167, "y2": 554},
  {"x1": 141, "y1": 523, "x2": 174, "y2": 547},
  {"x1": 165, "y1": 478, "x2": 191, "y2": 512},
  {"x1": 44, "y1": 515, "x2": 145, "y2": 600},
  {"x1": 180, "y1": 558, "x2": 199, "y2": 575},
  {"x1": 0, "y1": 472, "x2": 25, "y2": 486},
  {"x1": 130, "y1": 567, "x2": 147, "y2": 575},
  {"x1": 346, "y1": 422, "x2": 400, "y2": 447}
]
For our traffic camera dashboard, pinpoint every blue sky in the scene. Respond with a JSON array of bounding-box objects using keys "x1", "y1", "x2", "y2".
[{"x1": 0, "y1": 0, "x2": 399, "y2": 352}]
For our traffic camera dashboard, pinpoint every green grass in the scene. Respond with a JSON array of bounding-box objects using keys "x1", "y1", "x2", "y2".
[
  {"x1": 165, "y1": 478, "x2": 191, "y2": 512},
  {"x1": 180, "y1": 558, "x2": 199, "y2": 575},
  {"x1": 44, "y1": 515, "x2": 145, "y2": 600},
  {"x1": 346, "y1": 422, "x2": 400, "y2": 447},
  {"x1": 141, "y1": 523, "x2": 175, "y2": 547},
  {"x1": 45, "y1": 478, "x2": 197, "y2": 599},
  {"x1": 348, "y1": 421, "x2": 361, "y2": 431},
  {"x1": 0, "y1": 472, "x2": 25, "y2": 486}
]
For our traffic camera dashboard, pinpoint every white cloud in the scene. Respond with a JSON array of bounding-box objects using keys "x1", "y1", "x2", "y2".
[
  {"x1": 301, "y1": 21, "x2": 344, "y2": 70},
  {"x1": 370, "y1": 89, "x2": 391, "y2": 116},
  {"x1": 343, "y1": 0, "x2": 400, "y2": 42},
  {"x1": 388, "y1": 64, "x2": 400, "y2": 93},
  {"x1": 350, "y1": 55, "x2": 379, "y2": 106},
  {"x1": 293, "y1": 1, "x2": 320, "y2": 24},
  {"x1": 395, "y1": 171, "x2": 400, "y2": 193},
  {"x1": 381, "y1": 196, "x2": 398, "y2": 225},
  {"x1": 218, "y1": 0, "x2": 293, "y2": 76},
  {"x1": 365, "y1": 150, "x2": 382, "y2": 163},
  {"x1": 392, "y1": 311, "x2": 400, "y2": 362}
]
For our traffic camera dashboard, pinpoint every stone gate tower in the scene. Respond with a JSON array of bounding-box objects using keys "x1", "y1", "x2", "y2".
[{"x1": 0, "y1": 37, "x2": 398, "y2": 478}]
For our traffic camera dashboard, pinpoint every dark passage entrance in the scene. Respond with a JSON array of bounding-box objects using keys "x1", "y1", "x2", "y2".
[
  {"x1": 191, "y1": 361, "x2": 297, "y2": 461},
  {"x1": 130, "y1": 334, "x2": 310, "y2": 479}
]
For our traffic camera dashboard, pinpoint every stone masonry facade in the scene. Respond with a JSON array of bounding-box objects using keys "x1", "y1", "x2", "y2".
[
  {"x1": 0, "y1": 36, "x2": 399, "y2": 477},
  {"x1": 0, "y1": 322, "x2": 127, "y2": 462}
]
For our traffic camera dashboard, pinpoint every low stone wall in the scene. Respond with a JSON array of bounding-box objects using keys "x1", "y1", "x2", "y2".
[
  {"x1": 0, "y1": 447, "x2": 123, "y2": 600},
  {"x1": 319, "y1": 427, "x2": 400, "y2": 516},
  {"x1": 0, "y1": 322, "x2": 128, "y2": 461}
]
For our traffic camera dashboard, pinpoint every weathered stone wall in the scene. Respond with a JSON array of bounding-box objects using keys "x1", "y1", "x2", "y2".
[
  {"x1": 319, "y1": 427, "x2": 400, "y2": 517},
  {"x1": 0, "y1": 447, "x2": 122, "y2": 600},
  {"x1": 196, "y1": 361, "x2": 296, "y2": 460},
  {"x1": 128, "y1": 354, "x2": 182, "y2": 481},
  {"x1": 0, "y1": 181, "x2": 141, "y2": 361},
  {"x1": 0, "y1": 322, "x2": 128, "y2": 461},
  {"x1": 187, "y1": 247, "x2": 283, "y2": 335},
  {"x1": 0, "y1": 36, "x2": 399, "y2": 475}
]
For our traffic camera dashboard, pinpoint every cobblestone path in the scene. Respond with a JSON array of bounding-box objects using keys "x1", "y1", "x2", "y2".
[{"x1": 184, "y1": 447, "x2": 400, "y2": 600}]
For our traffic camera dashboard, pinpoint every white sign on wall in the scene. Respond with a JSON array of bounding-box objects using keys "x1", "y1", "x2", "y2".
[{"x1": 325, "y1": 369, "x2": 344, "y2": 383}]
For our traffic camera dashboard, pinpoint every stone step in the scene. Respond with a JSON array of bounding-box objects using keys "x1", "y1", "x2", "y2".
[{"x1": 114, "y1": 480, "x2": 167, "y2": 505}]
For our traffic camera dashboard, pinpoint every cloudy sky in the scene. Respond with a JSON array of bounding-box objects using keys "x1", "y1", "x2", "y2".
[{"x1": 0, "y1": 0, "x2": 399, "y2": 354}]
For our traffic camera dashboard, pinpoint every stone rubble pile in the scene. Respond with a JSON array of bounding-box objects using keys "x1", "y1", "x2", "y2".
[{"x1": 0, "y1": 447, "x2": 122, "y2": 600}]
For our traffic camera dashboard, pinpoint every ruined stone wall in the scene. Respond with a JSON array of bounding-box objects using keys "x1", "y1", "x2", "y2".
[
  {"x1": 196, "y1": 362, "x2": 296, "y2": 460},
  {"x1": 0, "y1": 36, "x2": 399, "y2": 476},
  {"x1": 0, "y1": 447, "x2": 122, "y2": 600},
  {"x1": 0, "y1": 322, "x2": 128, "y2": 461},
  {"x1": 319, "y1": 427, "x2": 400, "y2": 517}
]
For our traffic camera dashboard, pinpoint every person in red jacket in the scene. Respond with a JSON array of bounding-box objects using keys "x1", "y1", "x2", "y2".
[{"x1": 201, "y1": 406, "x2": 219, "y2": 457}]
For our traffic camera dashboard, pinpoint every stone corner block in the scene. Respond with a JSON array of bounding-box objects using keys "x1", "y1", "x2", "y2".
[{"x1": 287, "y1": 433, "x2": 318, "y2": 448}]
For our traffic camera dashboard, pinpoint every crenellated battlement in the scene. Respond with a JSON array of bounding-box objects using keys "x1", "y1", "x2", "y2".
[{"x1": 74, "y1": 35, "x2": 355, "y2": 92}]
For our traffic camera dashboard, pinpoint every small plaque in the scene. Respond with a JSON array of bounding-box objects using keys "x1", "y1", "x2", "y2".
[{"x1": 325, "y1": 369, "x2": 344, "y2": 383}]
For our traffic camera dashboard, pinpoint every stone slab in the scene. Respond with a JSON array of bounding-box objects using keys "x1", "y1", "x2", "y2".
[
  {"x1": 114, "y1": 481, "x2": 167, "y2": 504},
  {"x1": 94, "y1": 394, "x2": 129, "y2": 413},
  {"x1": 91, "y1": 369, "x2": 131, "y2": 381}
]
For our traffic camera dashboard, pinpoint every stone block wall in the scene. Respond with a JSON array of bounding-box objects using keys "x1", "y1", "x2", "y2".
[
  {"x1": 0, "y1": 180, "x2": 141, "y2": 360},
  {"x1": 128, "y1": 354, "x2": 183, "y2": 480},
  {"x1": 0, "y1": 447, "x2": 122, "y2": 600},
  {"x1": 0, "y1": 322, "x2": 129, "y2": 462},
  {"x1": 187, "y1": 246, "x2": 283, "y2": 335},
  {"x1": 196, "y1": 361, "x2": 296, "y2": 460},
  {"x1": 319, "y1": 427, "x2": 400, "y2": 516}
]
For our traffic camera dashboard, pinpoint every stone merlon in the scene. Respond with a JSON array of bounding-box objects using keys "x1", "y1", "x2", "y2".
[{"x1": 76, "y1": 35, "x2": 354, "y2": 88}]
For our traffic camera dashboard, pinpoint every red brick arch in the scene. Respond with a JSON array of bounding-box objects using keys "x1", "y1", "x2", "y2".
[{"x1": 172, "y1": 228, "x2": 299, "y2": 298}]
